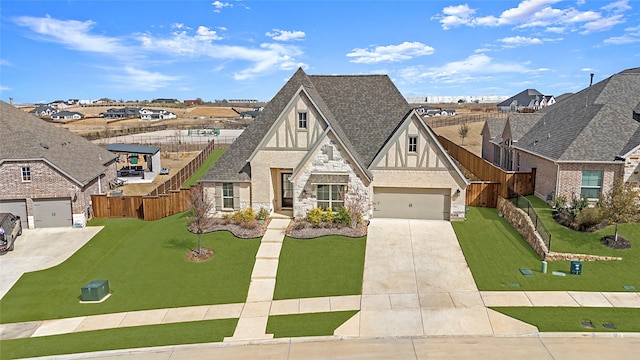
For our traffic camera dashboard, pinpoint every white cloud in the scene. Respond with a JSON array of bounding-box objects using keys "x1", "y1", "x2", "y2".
[
  {"x1": 433, "y1": 0, "x2": 630, "y2": 34},
  {"x1": 13, "y1": 15, "x2": 128, "y2": 55},
  {"x1": 603, "y1": 24, "x2": 640, "y2": 44},
  {"x1": 581, "y1": 67, "x2": 594, "y2": 71},
  {"x1": 0, "y1": 85, "x2": 11, "y2": 92},
  {"x1": 346, "y1": 42, "x2": 435, "y2": 64},
  {"x1": 108, "y1": 67, "x2": 181, "y2": 91},
  {"x1": 212, "y1": 1, "x2": 233, "y2": 13},
  {"x1": 196, "y1": 26, "x2": 222, "y2": 41},
  {"x1": 396, "y1": 54, "x2": 532, "y2": 84},
  {"x1": 498, "y1": 36, "x2": 544, "y2": 47},
  {"x1": 265, "y1": 29, "x2": 306, "y2": 41},
  {"x1": 0, "y1": 59, "x2": 11, "y2": 66}
]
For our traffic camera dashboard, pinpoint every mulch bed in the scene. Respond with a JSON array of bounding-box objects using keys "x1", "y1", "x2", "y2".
[
  {"x1": 600, "y1": 235, "x2": 632, "y2": 249},
  {"x1": 185, "y1": 247, "x2": 215, "y2": 262},
  {"x1": 192, "y1": 218, "x2": 368, "y2": 239}
]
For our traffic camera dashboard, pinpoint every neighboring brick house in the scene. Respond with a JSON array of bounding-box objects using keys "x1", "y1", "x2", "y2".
[
  {"x1": 482, "y1": 67, "x2": 640, "y2": 203},
  {"x1": 0, "y1": 101, "x2": 117, "y2": 228},
  {"x1": 199, "y1": 68, "x2": 469, "y2": 221}
]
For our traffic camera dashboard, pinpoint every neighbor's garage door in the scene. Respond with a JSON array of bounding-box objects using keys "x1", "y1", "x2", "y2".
[
  {"x1": 33, "y1": 198, "x2": 72, "y2": 228},
  {"x1": 0, "y1": 200, "x2": 28, "y2": 228},
  {"x1": 373, "y1": 187, "x2": 451, "y2": 220}
]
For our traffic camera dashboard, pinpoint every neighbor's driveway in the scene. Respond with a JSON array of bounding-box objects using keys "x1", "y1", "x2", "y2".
[
  {"x1": 335, "y1": 219, "x2": 536, "y2": 337},
  {"x1": 0, "y1": 226, "x2": 103, "y2": 299}
]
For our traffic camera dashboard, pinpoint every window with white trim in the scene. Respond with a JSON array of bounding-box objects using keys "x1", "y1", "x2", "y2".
[
  {"x1": 317, "y1": 184, "x2": 344, "y2": 210},
  {"x1": 298, "y1": 112, "x2": 307, "y2": 129},
  {"x1": 408, "y1": 136, "x2": 418, "y2": 153},
  {"x1": 21, "y1": 166, "x2": 31, "y2": 182},
  {"x1": 222, "y1": 183, "x2": 234, "y2": 209},
  {"x1": 581, "y1": 170, "x2": 603, "y2": 199}
]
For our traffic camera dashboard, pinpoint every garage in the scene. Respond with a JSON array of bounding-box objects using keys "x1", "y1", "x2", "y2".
[
  {"x1": 0, "y1": 200, "x2": 28, "y2": 228},
  {"x1": 373, "y1": 187, "x2": 451, "y2": 220},
  {"x1": 33, "y1": 198, "x2": 72, "y2": 228}
]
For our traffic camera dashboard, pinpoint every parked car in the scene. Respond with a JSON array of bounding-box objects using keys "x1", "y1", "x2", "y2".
[
  {"x1": 160, "y1": 168, "x2": 170, "y2": 175},
  {"x1": 0, "y1": 213, "x2": 22, "y2": 253}
]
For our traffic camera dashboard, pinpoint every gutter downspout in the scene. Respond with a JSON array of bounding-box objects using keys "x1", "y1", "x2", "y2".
[
  {"x1": 98, "y1": 173, "x2": 103, "y2": 194},
  {"x1": 555, "y1": 162, "x2": 560, "y2": 201}
]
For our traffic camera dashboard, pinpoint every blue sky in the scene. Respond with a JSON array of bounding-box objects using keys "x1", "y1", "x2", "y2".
[{"x1": 2, "y1": 0, "x2": 639, "y2": 103}]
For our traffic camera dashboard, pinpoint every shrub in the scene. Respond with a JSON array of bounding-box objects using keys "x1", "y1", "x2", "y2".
[
  {"x1": 334, "y1": 207, "x2": 351, "y2": 226},
  {"x1": 307, "y1": 207, "x2": 324, "y2": 226},
  {"x1": 576, "y1": 207, "x2": 602, "y2": 230},
  {"x1": 322, "y1": 208, "x2": 335, "y2": 223},
  {"x1": 231, "y1": 207, "x2": 255, "y2": 224},
  {"x1": 256, "y1": 207, "x2": 269, "y2": 220}
]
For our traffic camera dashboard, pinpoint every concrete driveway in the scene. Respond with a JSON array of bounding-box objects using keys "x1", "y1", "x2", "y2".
[
  {"x1": 336, "y1": 219, "x2": 536, "y2": 337},
  {"x1": 0, "y1": 226, "x2": 103, "y2": 300}
]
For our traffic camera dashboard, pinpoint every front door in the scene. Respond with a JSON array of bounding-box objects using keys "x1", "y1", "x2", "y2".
[{"x1": 281, "y1": 172, "x2": 293, "y2": 208}]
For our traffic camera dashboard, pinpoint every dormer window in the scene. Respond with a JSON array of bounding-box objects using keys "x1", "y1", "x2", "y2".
[
  {"x1": 21, "y1": 166, "x2": 31, "y2": 182},
  {"x1": 408, "y1": 136, "x2": 418, "y2": 153},
  {"x1": 298, "y1": 112, "x2": 307, "y2": 129}
]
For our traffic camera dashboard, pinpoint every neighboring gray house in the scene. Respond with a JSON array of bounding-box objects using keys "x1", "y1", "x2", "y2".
[
  {"x1": 51, "y1": 111, "x2": 84, "y2": 121},
  {"x1": 497, "y1": 89, "x2": 555, "y2": 112},
  {"x1": 0, "y1": 101, "x2": 117, "y2": 228},
  {"x1": 199, "y1": 68, "x2": 469, "y2": 221},
  {"x1": 101, "y1": 107, "x2": 141, "y2": 119},
  {"x1": 483, "y1": 67, "x2": 640, "y2": 202},
  {"x1": 29, "y1": 105, "x2": 58, "y2": 117}
]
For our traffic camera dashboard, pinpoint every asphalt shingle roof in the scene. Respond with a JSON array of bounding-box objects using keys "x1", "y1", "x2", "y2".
[
  {"x1": 0, "y1": 101, "x2": 116, "y2": 185},
  {"x1": 514, "y1": 67, "x2": 640, "y2": 162},
  {"x1": 201, "y1": 68, "x2": 412, "y2": 182},
  {"x1": 497, "y1": 89, "x2": 544, "y2": 107}
]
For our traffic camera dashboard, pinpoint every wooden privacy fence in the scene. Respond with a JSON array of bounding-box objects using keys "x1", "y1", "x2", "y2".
[
  {"x1": 437, "y1": 136, "x2": 535, "y2": 207},
  {"x1": 91, "y1": 139, "x2": 215, "y2": 220}
]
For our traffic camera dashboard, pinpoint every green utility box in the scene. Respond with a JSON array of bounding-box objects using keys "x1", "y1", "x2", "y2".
[
  {"x1": 570, "y1": 261, "x2": 583, "y2": 275},
  {"x1": 81, "y1": 280, "x2": 110, "y2": 301}
]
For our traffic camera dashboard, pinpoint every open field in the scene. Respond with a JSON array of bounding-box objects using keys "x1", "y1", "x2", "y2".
[{"x1": 431, "y1": 121, "x2": 485, "y2": 157}]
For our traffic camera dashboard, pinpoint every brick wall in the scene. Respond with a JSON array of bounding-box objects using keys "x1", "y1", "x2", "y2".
[
  {"x1": 514, "y1": 150, "x2": 557, "y2": 201},
  {"x1": 0, "y1": 160, "x2": 116, "y2": 227},
  {"x1": 557, "y1": 163, "x2": 622, "y2": 202}
]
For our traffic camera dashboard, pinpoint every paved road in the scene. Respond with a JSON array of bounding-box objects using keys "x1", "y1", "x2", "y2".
[{"x1": 35, "y1": 335, "x2": 640, "y2": 360}]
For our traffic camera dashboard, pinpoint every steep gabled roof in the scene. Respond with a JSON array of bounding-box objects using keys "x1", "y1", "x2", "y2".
[
  {"x1": 497, "y1": 89, "x2": 545, "y2": 107},
  {"x1": 482, "y1": 116, "x2": 507, "y2": 144},
  {"x1": 514, "y1": 67, "x2": 640, "y2": 162},
  {"x1": 0, "y1": 101, "x2": 116, "y2": 186},
  {"x1": 507, "y1": 113, "x2": 542, "y2": 143},
  {"x1": 201, "y1": 68, "x2": 412, "y2": 182}
]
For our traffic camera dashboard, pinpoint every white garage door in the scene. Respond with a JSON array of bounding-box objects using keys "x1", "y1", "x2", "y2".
[
  {"x1": 373, "y1": 187, "x2": 451, "y2": 220},
  {"x1": 33, "y1": 198, "x2": 72, "y2": 228},
  {"x1": 0, "y1": 200, "x2": 28, "y2": 228}
]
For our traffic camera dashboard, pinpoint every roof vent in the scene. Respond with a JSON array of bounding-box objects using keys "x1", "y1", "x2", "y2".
[
  {"x1": 40, "y1": 142, "x2": 49, "y2": 149},
  {"x1": 548, "y1": 133, "x2": 551, "y2": 139}
]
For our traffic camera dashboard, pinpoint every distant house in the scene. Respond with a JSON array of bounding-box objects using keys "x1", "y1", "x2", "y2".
[
  {"x1": 238, "y1": 107, "x2": 264, "y2": 119},
  {"x1": 139, "y1": 108, "x2": 177, "y2": 120},
  {"x1": 482, "y1": 67, "x2": 640, "y2": 203},
  {"x1": 415, "y1": 105, "x2": 439, "y2": 115},
  {"x1": 184, "y1": 99, "x2": 204, "y2": 105},
  {"x1": 151, "y1": 98, "x2": 179, "y2": 104},
  {"x1": 442, "y1": 109, "x2": 456, "y2": 116},
  {"x1": 496, "y1": 89, "x2": 555, "y2": 112},
  {"x1": 101, "y1": 107, "x2": 141, "y2": 119},
  {"x1": 29, "y1": 105, "x2": 58, "y2": 117},
  {"x1": 51, "y1": 111, "x2": 84, "y2": 121}
]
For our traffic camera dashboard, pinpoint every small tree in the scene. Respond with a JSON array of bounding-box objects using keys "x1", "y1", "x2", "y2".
[
  {"x1": 187, "y1": 184, "x2": 214, "y2": 256},
  {"x1": 458, "y1": 123, "x2": 469, "y2": 145},
  {"x1": 343, "y1": 188, "x2": 368, "y2": 229},
  {"x1": 599, "y1": 179, "x2": 640, "y2": 243}
]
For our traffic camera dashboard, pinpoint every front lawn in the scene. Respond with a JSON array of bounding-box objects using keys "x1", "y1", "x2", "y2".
[
  {"x1": 0, "y1": 213, "x2": 261, "y2": 324},
  {"x1": 526, "y1": 195, "x2": 640, "y2": 255},
  {"x1": 492, "y1": 307, "x2": 640, "y2": 332},
  {"x1": 453, "y1": 207, "x2": 639, "y2": 291},
  {"x1": 273, "y1": 235, "x2": 366, "y2": 300},
  {"x1": 0, "y1": 318, "x2": 237, "y2": 359},
  {"x1": 267, "y1": 311, "x2": 358, "y2": 338}
]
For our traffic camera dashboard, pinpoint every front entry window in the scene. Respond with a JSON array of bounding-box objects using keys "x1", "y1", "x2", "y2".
[
  {"x1": 281, "y1": 173, "x2": 293, "y2": 208},
  {"x1": 317, "y1": 184, "x2": 345, "y2": 210}
]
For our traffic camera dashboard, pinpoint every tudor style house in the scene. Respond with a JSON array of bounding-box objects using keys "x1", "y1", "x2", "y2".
[
  {"x1": 0, "y1": 101, "x2": 117, "y2": 228},
  {"x1": 199, "y1": 69, "x2": 468, "y2": 221},
  {"x1": 482, "y1": 67, "x2": 640, "y2": 203},
  {"x1": 496, "y1": 89, "x2": 555, "y2": 112}
]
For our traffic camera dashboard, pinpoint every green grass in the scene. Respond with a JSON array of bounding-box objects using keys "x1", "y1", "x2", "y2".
[
  {"x1": 526, "y1": 195, "x2": 640, "y2": 255},
  {"x1": 182, "y1": 148, "x2": 226, "y2": 188},
  {"x1": 492, "y1": 307, "x2": 640, "y2": 332},
  {"x1": 273, "y1": 235, "x2": 366, "y2": 300},
  {"x1": 0, "y1": 319, "x2": 237, "y2": 360},
  {"x1": 0, "y1": 213, "x2": 260, "y2": 324},
  {"x1": 267, "y1": 311, "x2": 358, "y2": 338},
  {"x1": 453, "y1": 207, "x2": 640, "y2": 291}
]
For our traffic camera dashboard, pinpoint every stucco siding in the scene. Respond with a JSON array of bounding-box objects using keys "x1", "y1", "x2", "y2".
[{"x1": 251, "y1": 150, "x2": 307, "y2": 208}]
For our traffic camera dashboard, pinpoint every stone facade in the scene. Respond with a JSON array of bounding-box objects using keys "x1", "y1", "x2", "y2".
[
  {"x1": 293, "y1": 137, "x2": 369, "y2": 219},
  {"x1": 0, "y1": 160, "x2": 116, "y2": 228},
  {"x1": 623, "y1": 147, "x2": 640, "y2": 191}
]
